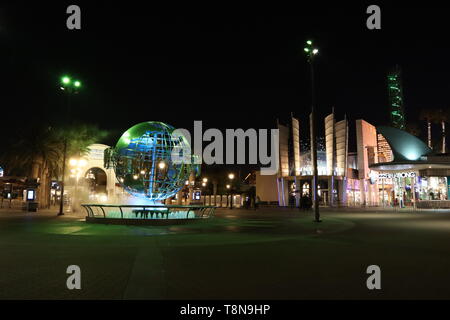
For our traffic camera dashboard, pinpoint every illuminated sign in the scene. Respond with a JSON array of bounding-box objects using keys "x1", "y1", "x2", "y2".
[
  {"x1": 377, "y1": 172, "x2": 416, "y2": 179},
  {"x1": 26, "y1": 189, "x2": 35, "y2": 201}
]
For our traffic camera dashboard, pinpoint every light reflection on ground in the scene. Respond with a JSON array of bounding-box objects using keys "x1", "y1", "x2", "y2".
[{"x1": 2, "y1": 207, "x2": 450, "y2": 299}]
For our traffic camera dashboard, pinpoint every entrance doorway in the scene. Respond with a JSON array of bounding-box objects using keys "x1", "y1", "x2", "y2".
[{"x1": 85, "y1": 168, "x2": 107, "y2": 196}]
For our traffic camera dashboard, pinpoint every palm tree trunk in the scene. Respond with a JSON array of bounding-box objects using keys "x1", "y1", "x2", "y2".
[
  {"x1": 442, "y1": 120, "x2": 446, "y2": 153},
  {"x1": 41, "y1": 165, "x2": 51, "y2": 209},
  {"x1": 213, "y1": 181, "x2": 218, "y2": 206},
  {"x1": 38, "y1": 163, "x2": 47, "y2": 209},
  {"x1": 428, "y1": 121, "x2": 432, "y2": 149},
  {"x1": 30, "y1": 156, "x2": 44, "y2": 207},
  {"x1": 30, "y1": 158, "x2": 41, "y2": 179}
]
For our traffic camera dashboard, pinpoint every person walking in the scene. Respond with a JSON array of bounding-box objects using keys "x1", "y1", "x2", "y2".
[{"x1": 255, "y1": 195, "x2": 260, "y2": 210}]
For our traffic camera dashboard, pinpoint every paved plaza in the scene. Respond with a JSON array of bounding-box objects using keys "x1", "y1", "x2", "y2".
[{"x1": 1, "y1": 207, "x2": 450, "y2": 299}]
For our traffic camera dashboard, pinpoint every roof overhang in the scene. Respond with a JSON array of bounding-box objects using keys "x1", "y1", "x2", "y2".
[{"x1": 370, "y1": 161, "x2": 450, "y2": 172}]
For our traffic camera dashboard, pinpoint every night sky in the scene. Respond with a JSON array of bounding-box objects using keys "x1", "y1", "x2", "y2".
[{"x1": 1, "y1": 2, "x2": 449, "y2": 151}]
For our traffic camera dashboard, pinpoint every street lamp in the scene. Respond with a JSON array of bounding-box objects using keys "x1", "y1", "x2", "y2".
[
  {"x1": 62, "y1": 76, "x2": 71, "y2": 85},
  {"x1": 226, "y1": 184, "x2": 231, "y2": 208},
  {"x1": 58, "y1": 75, "x2": 82, "y2": 216},
  {"x1": 201, "y1": 178, "x2": 208, "y2": 205},
  {"x1": 304, "y1": 40, "x2": 321, "y2": 223},
  {"x1": 228, "y1": 173, "x2": 235, "y2": 209}
]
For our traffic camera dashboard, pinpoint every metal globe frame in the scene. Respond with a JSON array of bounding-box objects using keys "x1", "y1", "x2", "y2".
[{"x1": 105, "y1": 121, "x2": 200, "y2": 201}]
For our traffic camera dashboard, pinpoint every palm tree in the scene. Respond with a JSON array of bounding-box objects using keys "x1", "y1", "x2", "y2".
[
  {"x1": 0, "y1": 126, "x2": 62, "y2": 208},
  {"x1": 436, "y1": 108, "x2": 449, "y2": 153},
  {"x1": 62, "y1": 123, "x2": 109, "y2": 158},
  {"x1": 0, "y1": 123, "x2": 108, "y2": 209},
  {"x1": 419, "y1": 109, "x2": 437, "y2": 149}
]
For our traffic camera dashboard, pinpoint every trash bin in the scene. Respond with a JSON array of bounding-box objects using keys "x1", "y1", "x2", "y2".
[{"x1": 27, "y1": 202, "x2": 38, "y2": 212}]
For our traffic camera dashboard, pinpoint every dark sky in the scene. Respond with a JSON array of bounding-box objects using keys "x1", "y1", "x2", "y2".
[{"x1": 1, "y1": 2, "x2": 449, "y2": 150}]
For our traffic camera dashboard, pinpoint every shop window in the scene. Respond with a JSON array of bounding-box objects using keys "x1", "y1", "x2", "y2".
[
  {"x1": 418, "y1": 177, "x2": 448, "y2": 200},
  {"x1": 302, "y1": 182, "x2": 310, "y2": 196}
]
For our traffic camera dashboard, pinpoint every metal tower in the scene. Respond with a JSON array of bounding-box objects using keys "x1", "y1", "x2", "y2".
[{"x1": 387, "y1": 65, "x2": 406, "y2": 130}]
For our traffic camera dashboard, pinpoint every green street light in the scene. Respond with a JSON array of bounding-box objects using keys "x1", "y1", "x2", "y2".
[
  {"x1": 60, "y1": 75, "x2": 82, "y2": 92},
  {"x1": 57, "y1": 74, "x2": 82, "y2": 216},
  {"x1": 303, "y1": 39, "x2": 321, "y2": 223},
  {"x1": 304, "y1": 40, "x2": 319, "y2": 62},
  {"x1": 61, "y1": 76, "x2": 71, "y2": 85}
]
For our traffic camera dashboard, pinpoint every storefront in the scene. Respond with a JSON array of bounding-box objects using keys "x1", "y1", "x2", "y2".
[
  {"x1": 346, "y1": 178, "x2": 361, "y2": 206},
  {"x1": 369, "y1": 126, "x2": 450, "y2": 209},
  {"x1": 371, "y1": 162, "x2": 450, "y2": 209},
  {"x1": 417, "y1": 176, "x2": 448, "y2": 200}
]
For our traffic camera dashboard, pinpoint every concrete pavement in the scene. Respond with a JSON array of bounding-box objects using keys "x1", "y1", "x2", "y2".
[{"x1": 1, "y1": 206, "x2": 450, "y2": 299}]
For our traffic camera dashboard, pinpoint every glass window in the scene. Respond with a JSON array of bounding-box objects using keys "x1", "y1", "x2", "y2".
[{"x1": 418, "y1": 177, "x2": 448, "y2": 200}]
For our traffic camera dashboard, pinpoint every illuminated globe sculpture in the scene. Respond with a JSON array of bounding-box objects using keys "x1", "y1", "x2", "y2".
[{"x1": 105, "y1": 121, "x2": 200, "y2": 202}]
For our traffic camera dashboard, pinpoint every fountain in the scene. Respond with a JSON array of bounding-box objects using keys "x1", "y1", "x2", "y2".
[{"x1": 82, "y1": 121, "x2": 215, "y2": 225}]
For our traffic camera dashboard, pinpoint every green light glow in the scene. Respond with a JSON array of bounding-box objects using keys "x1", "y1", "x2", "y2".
[
  {"x1": 377, "y1": 126, "x2": 432, "y2": 162},
  {"x1": 387, "y1": 66, "x2": 405, "y2": 130},
  {"x1": 307, "y1": 40, "x2": 312, "y2": 45},
  {"x1": 304, "y1": 48, "x2": 309, "y2": 52},
  {"x1": 62, "y1": 76, "x2": 71, "y2": 85},
  {"x1": 74, "y1": 80, "x2": 81, "y2": 87}
]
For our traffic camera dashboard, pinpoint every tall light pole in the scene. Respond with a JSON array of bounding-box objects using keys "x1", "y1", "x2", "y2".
[
  {"x1": 202, "y1": 177, "x2": 208, "y2": 205},
  {"x1": 58, "y1": 75, "x2": 82, "y2": 216},
  {"x1": 304, "y1": 40, "x2": 321, "y2": 222},
  {"x1": 228, "y1": 173, "x2": 235, "y2": 209}
]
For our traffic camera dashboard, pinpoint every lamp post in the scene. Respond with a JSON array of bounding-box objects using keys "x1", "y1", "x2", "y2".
[
  {"x1": 228, "y1": 173, "x2": 235, "y2": 209},
  {"x1": 58, "y1": 75, "x2": 82, "y2": 216},
  {"x1": 304, "y1": 40, "x2": 321, "y2": 222},
  {"x1": 202, "y1": 177, "x2": 208, "y2": 205}
]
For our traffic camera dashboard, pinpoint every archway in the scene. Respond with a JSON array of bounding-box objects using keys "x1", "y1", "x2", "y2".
[{"x1": 85, "y1": 167, "x2": 107, "y2": 196}]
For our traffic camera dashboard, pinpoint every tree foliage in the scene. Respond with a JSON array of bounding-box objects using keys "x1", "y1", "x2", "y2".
[{"x1": 0, "y1": 123, "x2": 108, "y2": 178}]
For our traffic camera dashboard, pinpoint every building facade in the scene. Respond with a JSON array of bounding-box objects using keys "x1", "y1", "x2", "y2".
[{"x1": 256, "y1": 114, "x2": 450, "y2": 208}]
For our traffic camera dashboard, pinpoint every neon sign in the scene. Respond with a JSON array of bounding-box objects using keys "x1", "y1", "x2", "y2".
[{"x1": 377, "y1": 172, "x2": 416, "y2": 179}]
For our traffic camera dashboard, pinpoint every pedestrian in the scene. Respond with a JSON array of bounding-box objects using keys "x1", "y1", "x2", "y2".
[
  {"x1": 299, "y1": 195, "x2": 304, "y2": 211},
  {"x1": 300, "y1": 195, "x2": 308, "y2": 211},
  {"x1": 255, "y1": 195, "x2": 260, "y2": 210}
]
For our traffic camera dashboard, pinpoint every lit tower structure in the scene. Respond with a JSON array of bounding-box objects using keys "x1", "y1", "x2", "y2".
[{"x1": 387, "y1": 65, "x2": 406, "y2": 130}]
